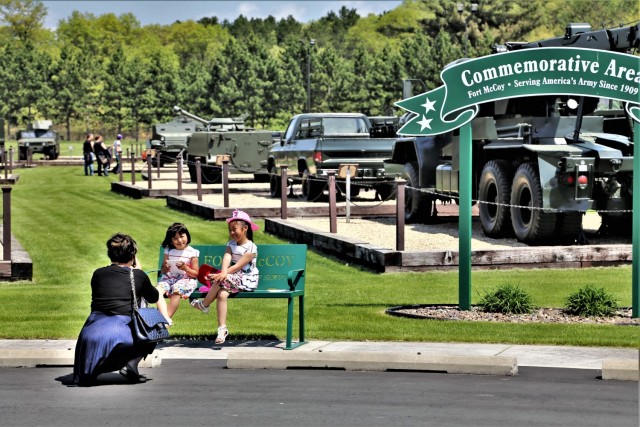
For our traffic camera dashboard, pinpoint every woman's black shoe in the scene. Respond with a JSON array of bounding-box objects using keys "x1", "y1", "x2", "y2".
[{"x1": 119, "y1": 367, "x2": 147, "y2": 383}]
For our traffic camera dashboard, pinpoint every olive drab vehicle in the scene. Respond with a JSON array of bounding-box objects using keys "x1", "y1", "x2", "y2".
[
  {"x1": 182, "y1": 108, "x2": 275, "y2": 183},
  {"x1": 17, "y1": 120, "x2": 60, "y2": 160},
  {"x1": 385, "y1": 23, "x2": 639, "y2": 245},
  {"x1": 148, "y1": 106, "x2": 208, "y2": 166}
]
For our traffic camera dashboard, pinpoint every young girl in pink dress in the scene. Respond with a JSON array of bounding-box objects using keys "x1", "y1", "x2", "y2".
[{"x1": 191, "y1": 210, "x2": 259, "y2": 344}]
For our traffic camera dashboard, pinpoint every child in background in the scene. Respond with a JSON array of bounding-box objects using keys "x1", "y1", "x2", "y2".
[
  {"x1": 158, "y1": 223, "x2": 199, "y2": 317},
  {"x1": 191, "y1": 210, "x2": 259, "y2": 344}
]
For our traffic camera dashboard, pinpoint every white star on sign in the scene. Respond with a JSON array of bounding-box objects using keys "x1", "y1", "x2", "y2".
[
  {"x1": 417, "y1": 115, "x2": 432, "y2": 131},
  {"x1": 421, "y1": 97, "x2": 436, "y2": 113}
]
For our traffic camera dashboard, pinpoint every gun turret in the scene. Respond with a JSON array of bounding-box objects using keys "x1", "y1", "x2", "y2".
[{"x1": 173, "y1": 106, "x2": 210, "y2": 126}]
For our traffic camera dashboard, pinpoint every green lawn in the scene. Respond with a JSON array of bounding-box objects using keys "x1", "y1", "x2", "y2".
[{"x1": 0, "y1": 166, "x2": 636, "y2": 348}]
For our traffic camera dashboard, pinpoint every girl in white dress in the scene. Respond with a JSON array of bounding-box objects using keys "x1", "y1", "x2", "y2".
[{"x1": 158, "y1": 223, "x2": 199, "y2": 317}]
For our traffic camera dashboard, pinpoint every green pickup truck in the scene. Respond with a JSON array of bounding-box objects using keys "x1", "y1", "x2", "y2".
[{"x1": 267, "y1": 113, "x2": 400, "y2": 201}]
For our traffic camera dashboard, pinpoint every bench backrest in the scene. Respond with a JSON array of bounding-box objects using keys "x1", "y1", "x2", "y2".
[{"x1": 156, "y1": 244, "x2": 307, "y2": 292}]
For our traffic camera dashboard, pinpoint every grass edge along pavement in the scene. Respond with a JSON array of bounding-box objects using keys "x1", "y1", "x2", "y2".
[{"x1": 0, "y1": 166, "x2": 636, "y2": 348}]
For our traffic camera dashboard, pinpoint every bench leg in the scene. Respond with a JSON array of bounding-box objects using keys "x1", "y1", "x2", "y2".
[
  {"x1": 286, "y1": 297, "x2": 294, "y2": 350},
  {"x1": 283, "y1": 296, "x2": 306, "y2": 350},
  {"x1": 299, "y1": 295, "x2": 305, "y2": 343}
]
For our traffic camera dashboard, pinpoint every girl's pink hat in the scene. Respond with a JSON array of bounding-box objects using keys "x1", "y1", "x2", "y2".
[{"x1": 227, "y1": 209, "x2": 259, "y2": 231}]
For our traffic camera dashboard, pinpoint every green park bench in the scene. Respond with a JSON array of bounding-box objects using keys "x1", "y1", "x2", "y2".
[{"x1": 154, "y1": 244, "x2": 307, "y2": 350}]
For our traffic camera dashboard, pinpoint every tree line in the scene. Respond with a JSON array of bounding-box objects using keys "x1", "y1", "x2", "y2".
[{"x1": 0, "y1": 0, "x2": 635, "y2": 140}]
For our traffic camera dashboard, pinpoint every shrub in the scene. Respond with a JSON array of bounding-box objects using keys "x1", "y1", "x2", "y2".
[
  {"x1": 564, "y1": 285, "x2": 618, "y2": 317},
  {"x1": 478, "y1": 284, "x2": 536, "y2": 314}
]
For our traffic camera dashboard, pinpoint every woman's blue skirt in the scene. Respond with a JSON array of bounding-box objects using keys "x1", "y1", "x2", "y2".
[{"x1": 73, "y1": 312, "x2": 156, "y2": 386}]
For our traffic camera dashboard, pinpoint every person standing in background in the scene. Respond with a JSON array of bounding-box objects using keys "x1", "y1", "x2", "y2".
[
  {"x1": 112, "y1": 134, "x2": 123, "y2": 174},
  {"x1": 94, "y1": 134, "x2": 111, "y2": 176},
  {"x1": 83, "y1": 133, "x2": 94, "y2": 176}
]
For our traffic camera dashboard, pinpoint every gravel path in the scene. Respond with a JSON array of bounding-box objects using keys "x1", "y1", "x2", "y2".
[
  {"x1": 169, "y1": 176, "x2": 628, "y2": 252},
  {"x1": 389, "y1": 305, "x2": 639, "y2": 325}
]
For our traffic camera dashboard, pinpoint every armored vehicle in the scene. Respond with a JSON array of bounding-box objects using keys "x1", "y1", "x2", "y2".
[
  {"x1": 268, "y1": 113, "x2": 397, "y2": 201},
  {"x1": 185, "y1": 113, "x2": 275, "y2": 183},
  {"x1": 17, "y1": 120, "x2": 59, "y2": 160},
  {"x1": 149, "y1": 106, "x2": 209, "y2": 166},
  {"x1": 385, "y1": 23, "x2": 638, "y2": 244}
]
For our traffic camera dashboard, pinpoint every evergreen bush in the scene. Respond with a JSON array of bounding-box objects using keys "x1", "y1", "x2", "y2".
[
  {"x1": 564, "y1": 285, "x2": 618, "y2": 317},
  {"x1": 478, "y1": 284, "x2": 536, "y2": 314}
]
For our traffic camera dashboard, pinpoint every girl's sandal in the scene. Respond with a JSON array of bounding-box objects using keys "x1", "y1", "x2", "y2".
[
  {"x1": 215, "y1": 326, "x2": 229, "y2": 344},
  {"x1": 190, "y1": 299, "x2": 209, "y2": 314}
]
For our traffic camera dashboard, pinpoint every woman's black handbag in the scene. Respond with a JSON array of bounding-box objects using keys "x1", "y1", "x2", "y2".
[{"x1": 130, "y1": 269, "x2": 170, "y2": 343}]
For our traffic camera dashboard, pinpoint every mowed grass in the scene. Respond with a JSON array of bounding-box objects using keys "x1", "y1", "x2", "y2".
[{"x1": 0, "y1": 166, "x2": 637, "y2": 348}]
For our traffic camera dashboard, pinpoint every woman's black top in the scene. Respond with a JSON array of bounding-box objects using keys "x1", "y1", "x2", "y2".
[
  {"x1": 83, "y1": 140, "x2": 93, "y2": 154},
  {"x1": 90, "y1": 266, "x2": 159, "y2": 315}
]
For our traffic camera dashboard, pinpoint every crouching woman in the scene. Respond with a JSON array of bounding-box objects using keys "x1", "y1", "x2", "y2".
[{"x1": 73, "y1": 233, "x2": 170, "y2": 386}]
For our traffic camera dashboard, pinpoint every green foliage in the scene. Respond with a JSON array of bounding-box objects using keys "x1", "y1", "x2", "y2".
[
  {"x1": 478, "y1": 284, "x2": 536, "y2": 314},
  {"x1": 564, "y1": 285, "x2": 619, "y2": 317},
  {"x1": 0, "y1": 0, "x2": 637, "y2": 136}
]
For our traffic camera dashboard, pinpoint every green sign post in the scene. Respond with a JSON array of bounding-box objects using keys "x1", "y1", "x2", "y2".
[{"x1": 397, "y1": 48, "x2": 640, "y2": 316}]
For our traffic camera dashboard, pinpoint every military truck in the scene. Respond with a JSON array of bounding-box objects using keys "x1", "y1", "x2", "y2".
[
  {"x1": 268, "y1": 113, "x2": 397, "y2": 201},
  {"x1": 385, "y1": 23, "x2": 638, "y2": 244},
  {"x1": 183, "y1": 110, "x2": 275, "y2": 183},
  {"x1": 148, "y1": 108, "x2": 207, "y2": 166},
  {"x1": 17, "y1": 120, "x2": 60, "y2": 160}
]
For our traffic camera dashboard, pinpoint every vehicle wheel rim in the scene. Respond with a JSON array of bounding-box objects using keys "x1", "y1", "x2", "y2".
[{"x1": 517, "y1": 186, "x2": 532, "y2": 226}]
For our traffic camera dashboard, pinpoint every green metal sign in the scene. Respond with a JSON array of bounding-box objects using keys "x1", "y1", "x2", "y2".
[
  {"x1": 397, "y1": 48, "x2": 640, "y2": 136},
  {"x1": 395, "y1": 47, "x2": 640, "y2": 317}
]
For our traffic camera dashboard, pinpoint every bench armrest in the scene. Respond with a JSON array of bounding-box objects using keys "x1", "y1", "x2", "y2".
[{"x1": 287, "y1": 269, "x2": 304, "y2": 291}]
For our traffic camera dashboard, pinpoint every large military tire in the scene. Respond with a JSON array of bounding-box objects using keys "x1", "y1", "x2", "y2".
[
  {"x1": 18, "y1": 147, "x2": 27, "y2": 161},
  {"x1": 301, "y1": 172, "x2": 324, "y2": 202},
  {"x1": 269, "y1": 174, "x2": 282, "y2": 198},
  {"x1": 404, "y1": 161, "x2": 433, "y2": 224},
  {"x1": 510, "y1": 163, "x2": 556, "y2": 244},
  {"x1": 478, "y1": 160, "x2": 512, "y2": 237},
  {"x1": 599, "y1": 212, "x2": 632, "y2": 237},
  {"x1": 555, "y1": 212, "x2": 583, "y2": 244}
]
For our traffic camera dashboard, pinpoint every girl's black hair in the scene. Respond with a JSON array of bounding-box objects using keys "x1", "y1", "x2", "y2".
[
  {"x1": 107, "y1": 233, "x2": 138, "y2": 263},
  {"x1": 162, "y1": 222, "x2": 191, "y2": 248},
  {"x1": 230, "y1": 220, "x2": 253, "y2": 241}
]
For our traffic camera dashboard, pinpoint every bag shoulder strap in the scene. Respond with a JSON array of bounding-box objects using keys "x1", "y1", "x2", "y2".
[{"x1": 130, "y1": 268, "x2": 139, "y2": 310}]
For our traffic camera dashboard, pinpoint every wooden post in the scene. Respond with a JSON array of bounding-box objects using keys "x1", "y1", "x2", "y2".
[
  {"x1": 3, "y1": 149, "x2": 7, "y2": 179},
  {"x1": 28, "y1": 148, "x2": 33, "y2": 167},
  {"x1": 222, "y1": 160, "x2": 229, "y2": 208},
  {"x1": 156, "y1": 151, "x2": 161, "y2": 178},
  {"x1": 177, "y1": 155, "x2": 183, "y2": 196},
  {"x1": 2, "y1": 186, "x2": 11, "y2": 261},
  {"x1": 118, "y1": 156, "x2": 124, "y2": 182},
  {"x1": 396, "y1": 180, "x2": 406, "y2": 251},
  {"x1": 9, "y1": 148, "x2": 13, "y2": 175},
  {"x1": 147, "y1": 153, "x2": 153, "y2": 190},
  {"x1": 280, "y1": 165, "x2": 288, "y2": 220},
  {"x1": 196, "y1": 157, "x2": 202, "y2": 202},
  {"x1": 328, "y1": 172, "x2": 337, "y2": 233},
  {"x1": 131, "y1": 152, "x2": 136, "y2": 185}
]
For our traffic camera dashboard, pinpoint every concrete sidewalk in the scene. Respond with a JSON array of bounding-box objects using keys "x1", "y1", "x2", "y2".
[{"x1": 0, "y1": 339, "x2": 637, "y2": 380}]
